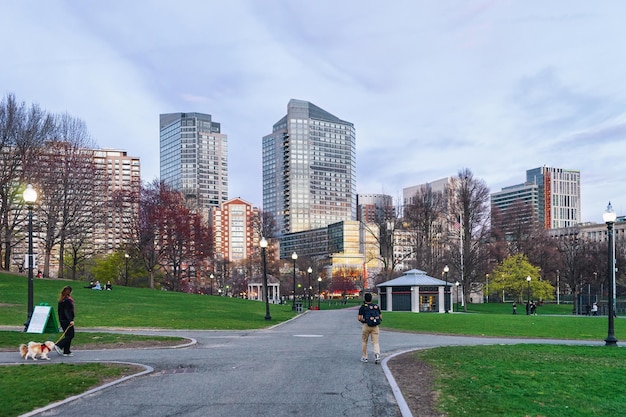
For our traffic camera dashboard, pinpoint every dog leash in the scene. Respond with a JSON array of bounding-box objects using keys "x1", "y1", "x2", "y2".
[{"x1": 54, "y1": 323, "x2": 74, "y2": 344}]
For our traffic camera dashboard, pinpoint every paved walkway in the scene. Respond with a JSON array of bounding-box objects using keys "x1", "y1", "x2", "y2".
[{"x1": 1, "y1": 308, "x2": 603, "y2": 417}]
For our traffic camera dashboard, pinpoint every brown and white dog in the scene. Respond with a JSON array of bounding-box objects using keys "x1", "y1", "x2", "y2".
[{"x1": 19, "y1": 341, "x2": 56, "y2": 360}]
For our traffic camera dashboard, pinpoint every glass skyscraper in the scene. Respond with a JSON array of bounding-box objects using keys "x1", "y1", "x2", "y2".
[
  {"x1": 160, "y1": 112, "x2": 228, "y2": 210},
  {"x1": 262, "y1": 99, "x2": 356, "y2": 235}
]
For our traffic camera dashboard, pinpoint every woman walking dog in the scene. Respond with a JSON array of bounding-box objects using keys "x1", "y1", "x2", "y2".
[{"x1": 54, "y1": 286, "x2": 75, "y2": 356}]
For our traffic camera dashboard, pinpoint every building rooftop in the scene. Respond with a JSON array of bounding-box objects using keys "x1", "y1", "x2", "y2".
[{"x1": 377, "y1": 269, "x2": 449, "y2": 287}]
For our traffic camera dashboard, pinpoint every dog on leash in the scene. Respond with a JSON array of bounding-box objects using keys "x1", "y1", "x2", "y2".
[{"x1": 19, "y1": 341, "x2": 56, "y2": 360}]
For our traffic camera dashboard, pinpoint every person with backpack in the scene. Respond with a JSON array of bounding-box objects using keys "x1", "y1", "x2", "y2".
[{"x1": 358, "y1": 292, "x2": 382, "y2": 364}]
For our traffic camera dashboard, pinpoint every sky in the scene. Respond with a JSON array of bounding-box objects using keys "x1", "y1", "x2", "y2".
[{"x1": 2, "y1": 1, "x2": 625, "y2": 223}]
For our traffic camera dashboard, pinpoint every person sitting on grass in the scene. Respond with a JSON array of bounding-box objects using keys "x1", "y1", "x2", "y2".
[{"x1": 92, "y1": 280, "x2": 102, "y2": 290}]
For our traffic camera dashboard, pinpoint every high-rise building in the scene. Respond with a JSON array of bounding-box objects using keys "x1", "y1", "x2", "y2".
[
  {"x1": 526, "y1": 166, "x2": 581, "y2": 229},
  {"x1": 491, "y1": 166, "x2": 581, "y2": 233},
  {"x1": 160, "y1": 112, "x2": 228, "y2": 211},
  {"x1": 262, "y1": 99, "x2": 356, "y2": 235},
  {"x1": 93, "y1": 149, "x2": 141, "y2": 251},
  {"x1": 211, "y1": 197, "x2": 260, "y2": 263}
]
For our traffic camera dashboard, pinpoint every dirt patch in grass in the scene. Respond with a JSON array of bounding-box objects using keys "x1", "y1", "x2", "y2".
[{"x1": 387, "y1": 352, "x2": 446, "y2": 417}]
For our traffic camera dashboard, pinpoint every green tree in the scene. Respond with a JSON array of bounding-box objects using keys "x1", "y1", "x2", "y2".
[{"x1": 489, "y1": 254, "x2": 554, "y2": 302}]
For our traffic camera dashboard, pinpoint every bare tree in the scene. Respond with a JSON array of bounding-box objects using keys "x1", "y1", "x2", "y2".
[
  {"x1": 403, "y1": 183, "x2": 447, "y2": 273},
  {"x1": 257, "y1": 209, "x2": 281, "y2": 278},
  {"x1": 360, "y1": 215, "x2": 408, "y2": 285},
  {"x1": 0, "y1": 94, "x2": 52, "y2": 270},
  {"x1": 34, "y1": 113, "x2": 102, "y2": 278},
  {"x1": 556, "y1": 229, "x2": 591, "y2": 314},
  {"x1": 449, "y1": 168, "x2": 491, "y2": 311},
  {"x1": 491, "y1": 199, "x2": 540, "y2": 256}
]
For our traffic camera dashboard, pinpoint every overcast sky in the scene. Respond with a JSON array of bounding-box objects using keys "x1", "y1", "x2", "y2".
[{"x1": 3, "y1": 1, "x2": 625, "y2": 222}]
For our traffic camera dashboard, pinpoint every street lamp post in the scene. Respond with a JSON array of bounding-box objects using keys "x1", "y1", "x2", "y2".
[
  {"x1": 209, "y1": 273, "x2": 214, "y2": 295},
  {"x1": 455, "y1": 281, "x2": 460, "y2": 312},
  {"x1": 603, "y1": 202, "x2": 618, "y2": 346},
  {"x1": 307, "y1": 267, "x2": 312, "y2": 309},
  {"x1": 556, "y1": 269, "x2": 560, "y2": 305},
  {"x1": 485, "y1": 274, "x2": 489, "y2": 303},
  {"x1": 124, "y1": 253, "x2": 130, "y2": 286},
  {"x1": 260, "y1": 237, "x2": 271, "y2": 320},
  {"x1": 23, "y1": 184, "x2": 37, "y2": 331},
  {"x1": 318, "y1": 276, "x2": 322, "y2": 310},
  {"x1": 291, "y1": 252, "x2": 298, "y2": 311},
  {"x1": 443, "y1": 265, "x2": 449, "y2": 313},
  {"x1": 526, "y1": 276, "x2": 531, "y2": 315}
]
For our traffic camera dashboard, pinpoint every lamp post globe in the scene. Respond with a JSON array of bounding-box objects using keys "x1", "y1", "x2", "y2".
[
  {"x1": 603, "y1": 202, "x2": 618, "y2": 346},
  {"x1": 291, "y1": 252, "x2": 298, "y2": 311},
  {"x1": 260, "y1": 237, "x2": 271, "y2": 320},
  {"x1": 23, "y1": 184, "x2": 38, "y2": 331}
]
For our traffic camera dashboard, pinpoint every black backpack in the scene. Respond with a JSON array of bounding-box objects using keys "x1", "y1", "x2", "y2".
[{"x1": 364, "y1": 303, "x2": 382, "y2": 327}]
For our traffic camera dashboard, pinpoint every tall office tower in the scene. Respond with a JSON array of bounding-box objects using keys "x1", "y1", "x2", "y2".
[
  {"x1": 160, "y1": 112, "x2": 228, "y2": 211},
  {"x1": 262, "y1": 99, "x2": 356, "y2": 235},
  {"x1": 93, "y1": 149, "x2": 141, "y2": 251},
  {"x1": 526, "y1": 166, "x2": 581, "y2": 229}
]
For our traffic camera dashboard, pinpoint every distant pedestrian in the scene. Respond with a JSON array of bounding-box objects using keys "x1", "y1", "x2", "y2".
[
  {"x1": 592, "y1": 302, "x2": 598, "y2": 316},
  {"x1": 512, "y1": 302, "x2": 517, "y2": 315},
  {"x1": 526, "y1": 301, "x2": 531, "y2": 315},
  {"x1": 55, "y1": 286, "x2": 75, "y2": 356},
  {"x1": 530, "y1": 301, "x2": 537, "y2": 315},
  {"x1": 585, "y1": 304, "x2": 591, "y2": 316},
  {"x1": 358, "y1": 293, "x2": 382, "y2": 364}
]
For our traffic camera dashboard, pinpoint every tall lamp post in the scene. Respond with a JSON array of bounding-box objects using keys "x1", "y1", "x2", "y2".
[
  {"x1": 124, "y1": 253, "x2": 130, "y2": 286},
  {"x1": 526, "y1": 276, "x2": 531, "y2": 314},
  {"x1": 209, "y1": 273, "x2": 214, "y2": 295},
  {"x1": 443, "y1": 265, "x2": 449, "y2": 313},
  {"x1": 23, "y1": 184, "x2": 38, "y2": 331},
  {"x1": 291, "y1": 252, "x2": 298, "y2": 311},
  {"x1": 307, "y1": 267, "x2": 312, "y2": 309},
  {"x1": 455, "y1": 281, "x2": 460, "y2": 312},
  {"x1": 260, "y1": 237, "x2": 271, "y2": 320},
  {"x1": 603, "y1": 202, "x2": 617, "y2": 346},
  {"x1": 318, "y1": 276, "x2": 322, "y2": 310}
]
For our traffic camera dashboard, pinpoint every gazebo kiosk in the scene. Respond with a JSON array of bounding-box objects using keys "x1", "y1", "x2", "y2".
[
  {"x1": 377, "y1": 269, "x2": 451, "y2": 313},
  {"x1": 248, "y1": 274, "x2": 280, "y2": 304}
]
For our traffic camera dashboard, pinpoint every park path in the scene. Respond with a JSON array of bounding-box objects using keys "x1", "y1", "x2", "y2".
[{"x1": 1, "y1": 309, "x2": 602, "y2": 417}]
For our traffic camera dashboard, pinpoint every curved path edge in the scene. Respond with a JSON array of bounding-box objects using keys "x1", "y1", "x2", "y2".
[{"x1": 20, "y1": 361, "x2": 154, "y2": 417}]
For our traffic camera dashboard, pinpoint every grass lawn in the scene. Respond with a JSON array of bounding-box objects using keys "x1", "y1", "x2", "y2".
[
  {"x1": 416, "y1": 344, "x2": 626, "y2": 417},
  {"x1": 0, "y1": 273, "x2": 297, "y2": 330},
  {"x1": 0, "y1": 363, "x2": 144, "y2": 417}
]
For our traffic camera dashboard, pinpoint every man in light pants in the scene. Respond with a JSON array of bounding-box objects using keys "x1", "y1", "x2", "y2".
[{"x1": 358, "y1": 293, "x2": 382, "y2": 364}]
